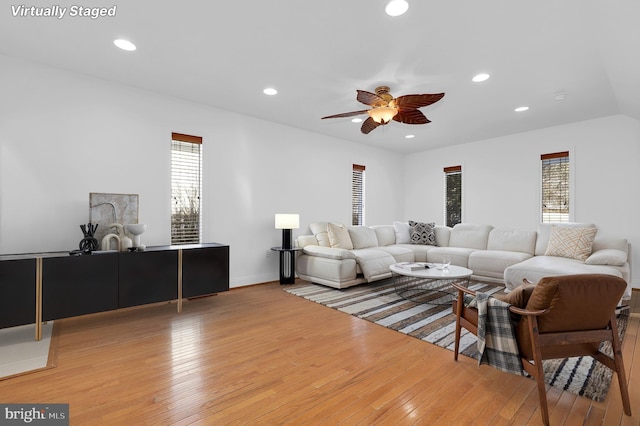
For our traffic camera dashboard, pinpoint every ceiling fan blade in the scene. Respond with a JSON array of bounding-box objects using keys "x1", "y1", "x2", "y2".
[
  {"x1": 391, "y1": 93, "x2": 445, "y2": 109},
  {"x1": 360, "y1": 117, "x2": 381, "y2": 134},
  {"x1": 393, "y1": 109, "x2": 430, "y2": 125},
  {"x1": 357, "y1": 90, "x2": 385, "y2": 107},
  {"x1": 321, "y1": 109, "x2": 369, "y2": 119}
]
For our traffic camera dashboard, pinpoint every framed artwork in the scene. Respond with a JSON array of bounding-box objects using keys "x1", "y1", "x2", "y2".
[{"x1": 89, "y1": 193, "x2": 139, "y2": 249}]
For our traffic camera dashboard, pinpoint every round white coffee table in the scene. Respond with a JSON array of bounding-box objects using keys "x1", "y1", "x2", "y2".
[{"x1": 390, "y1": 263, "x2": 473, "y2": 305}]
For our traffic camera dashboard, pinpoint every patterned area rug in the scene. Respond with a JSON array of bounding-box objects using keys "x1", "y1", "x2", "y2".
[{"x1": 284, "y1": 279, "x2": 629, "y2": 403}]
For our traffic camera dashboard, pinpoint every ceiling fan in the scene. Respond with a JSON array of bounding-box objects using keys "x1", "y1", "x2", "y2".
[{"x1": 322, "y1": 86, "x2": 445, "y2": 134}]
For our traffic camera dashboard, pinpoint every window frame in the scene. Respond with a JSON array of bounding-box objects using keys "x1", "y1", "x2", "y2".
[
  {"x1": 444, "y1": 165, "x2": 462, "y2": 227},
  {"x1": 352, "y1": 164, "x2": 366, "y2": 226},
  {"x1": 540, "y1": 151, "x2": 571, "y2": 223},
  {"x1": 171, "y1": 132, "x2": 203, "y2": 245}
]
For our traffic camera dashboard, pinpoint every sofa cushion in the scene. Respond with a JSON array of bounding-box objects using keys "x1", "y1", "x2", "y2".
[
  {"x1": 448, "y1": 223, "x2": 493, "y2": 249},
  {"x1": 371, "y1": 225, "x2": 396, "y2": 247},
  {"x1": 544, "y1": 226, "x2": 597, "y2": 261},
  {"x1": 585, "y1": 249, "x2": 627, "y2": 266},
  {"x1": 327, "y1": 223, "x2": 353, "y2": 250},
  {"x1": 302, "y1": 245, "x2": 356, "y2": 260},
  {"x1": 409, "y1": 221, "x2": 436, "y2": 245},
  {"x1": 370, "y1": 246, "x2": 414, "y2": 263},
  {"x1": 393, "y1": 221, "x2": 411, "y2": 244},
  {"x1": 394, "y1": 243, "x2": 432, "y2": 262},
  {"x1": 309, "y1": 222, "x2": 330, "y2": 247},
  {"x1": 435, "y1": 226, "x2": 452, "y2": 247},
  {"x1": 592, "y1": 237, "x2": 628, "y2": 253},
  {"x1": 468, "y1": 250, "x2": 533, "y2": 279},
  {"x1": 487, "y1": 228, "x2": 536, "y2": 254},
  {"x1": 351, "y1": 249, "x2": 396, "y2": 281},
  {"x1": 426, "y1": 247, "x2": 476, "y2": 267},
  {"x1": 503, "y1": 256, "x2": 623, "y2": 291},
  {"x1": 348, "y1": 226, "x2": 379, "y2": 249},
  {"x1": 534, "y1": 222, "x2": 595, "y2": 255}
]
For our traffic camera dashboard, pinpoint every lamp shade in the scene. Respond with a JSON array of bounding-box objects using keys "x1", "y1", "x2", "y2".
[
  {"x1": 275, "y1": 214, "x2": 299, "y2": 229},
  {"x1": 367, "y1": 106, "x2": 398, "y2": 124}
]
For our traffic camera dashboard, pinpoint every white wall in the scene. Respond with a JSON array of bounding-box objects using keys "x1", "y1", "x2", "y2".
[
  {"x1": 0, "y1": 55, "x2": 405, "y2": 287},
  {"x1": 404, "y1": 114, "x2": 640, "y2": 289}
]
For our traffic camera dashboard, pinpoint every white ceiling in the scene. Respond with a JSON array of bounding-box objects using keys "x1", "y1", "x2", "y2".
[{"x1": 2, "y1": 0, "x2": 639, "y2": 154}]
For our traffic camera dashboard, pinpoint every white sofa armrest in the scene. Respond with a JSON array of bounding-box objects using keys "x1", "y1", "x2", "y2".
[{"x1": 303, "y1": 245, "x2": 356, "y2": 260}]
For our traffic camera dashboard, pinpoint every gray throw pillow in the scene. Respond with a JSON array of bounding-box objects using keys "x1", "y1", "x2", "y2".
[{"x1": 409, "y1": 221, "x2": 436, "y2": 245}]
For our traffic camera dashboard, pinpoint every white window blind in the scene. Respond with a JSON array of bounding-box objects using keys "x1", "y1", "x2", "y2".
[
  {"x1": 444, "y1": 165, "x2": 462, "y2": 227},
  {"x1": 171, "y1": 132, "x2": 202, "y2": 244},
  {"x1": 541, "y1": 151, "x2": 569, "y2": 223},
  {"x1": 352, "y1": 164, "x2": 365, "y2": 226}
]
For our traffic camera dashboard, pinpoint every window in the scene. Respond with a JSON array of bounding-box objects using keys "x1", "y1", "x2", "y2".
[
  {"x1": 541, "y1": 151, "x2": 570, "y2": 223},
  {"x1": 171, "y1": 132, "x2": 202, "y2": 244},
  {"x1": 352, "y1": 164, "x2": 365, "y2": 226},
  {"x1": 444, "y1": 165, "x2": 462, "y2": 227}
]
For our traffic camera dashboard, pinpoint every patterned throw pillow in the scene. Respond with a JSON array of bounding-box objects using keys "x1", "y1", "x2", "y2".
[
  {"x1": 408, "y1": 221, "x2": 436, "y2": 245},
  {"x1": 544, "y1": 226, "x2": 597, "y2": 261}
]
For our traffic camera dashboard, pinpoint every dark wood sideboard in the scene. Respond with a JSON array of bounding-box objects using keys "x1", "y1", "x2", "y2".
[{"x1": 0, "y1": 243, "x2": 229, "y2": 339}]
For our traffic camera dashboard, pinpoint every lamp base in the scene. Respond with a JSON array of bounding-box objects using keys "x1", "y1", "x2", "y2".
[{"x1": 281, "y1": 229, "x2": 292, "y2": 250}]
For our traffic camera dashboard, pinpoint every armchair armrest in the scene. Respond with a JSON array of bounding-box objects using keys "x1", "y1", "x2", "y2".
[
  {"x1": 302, "y1": 245, "x2": 356, "y2": 260},
  {"x1": 451, "y1": 281, "x2": 548, "y2": 316}
]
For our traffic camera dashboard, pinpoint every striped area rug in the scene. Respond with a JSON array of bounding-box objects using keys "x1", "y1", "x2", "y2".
[{"x1": 284, "y1": 279, "x2": 629, "y2": 403}]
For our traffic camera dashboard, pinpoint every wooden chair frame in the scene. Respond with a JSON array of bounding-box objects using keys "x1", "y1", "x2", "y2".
[{"x1": 451, "y1": 281, "x2": 631, "y2": 426}]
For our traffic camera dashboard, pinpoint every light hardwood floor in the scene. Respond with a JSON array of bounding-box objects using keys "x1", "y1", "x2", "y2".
[{"x1": 1, "y1": 282, "x2": 638, "y2": 425}]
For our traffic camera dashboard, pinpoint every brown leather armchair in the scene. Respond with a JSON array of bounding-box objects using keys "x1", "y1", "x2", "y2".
[{"x1": 451, "y1": 274, "x2": 631, "y2": 425}]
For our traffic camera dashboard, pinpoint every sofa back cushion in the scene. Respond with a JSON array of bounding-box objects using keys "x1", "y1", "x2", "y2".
[
  {"x1": 310, "y1": 222, "x2": 330, "y2": 247},
  {"x1": 487, "y1": 228, "x2": 537, "y2": 254},
  {"x1": 348, "y1": 226, "x2": 379, "y2": 249},
  {"x1": 435, "y1": 226, "x2": 451, "y2": 247},
  {"x1": 448, "y1": 224, "x2": 493, "y2": 249},
  {"x1": 534, "y1": 222, "x2": 595, "y2": 256},
  {"x1": 371, "y1": 225, "x2": 396, "y2": 246}
]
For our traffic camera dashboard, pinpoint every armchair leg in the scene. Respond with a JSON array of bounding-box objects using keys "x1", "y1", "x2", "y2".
[
  {"x1": 454, "y1": 290, "x2": 463, "y2": 361},
  {"x1": 609, "y1": 315, "x2": 632, "y2": 416},
  {"x1": 526, "y1": 315, "x2": 550, "y2": 426}
]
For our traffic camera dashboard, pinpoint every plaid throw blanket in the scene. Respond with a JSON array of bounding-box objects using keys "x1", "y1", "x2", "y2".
[{"x1": 473, "y1": 292, "x2": 524, "y2": 376}]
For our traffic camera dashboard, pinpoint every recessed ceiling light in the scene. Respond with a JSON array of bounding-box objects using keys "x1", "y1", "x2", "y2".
[
  {"x1": 113, "y1": 39, "x2": 136, "y2": 51},
  {"x1": 352, "y1": 118, "x2": 363, "y2": 123},
  {"x1": 405, "y1": 134, "x2": 415, "y2": 139},
  {"x1": 263, "y1": 88, "x2": 278, "y2": 96},
  {"x1": 515, "y1": 106, "x2": 529, "y2": 112},
  {"x1": 472, "y1": 73, "x2": 490, "y2": 83},
  {"x1": 553, "y1": 91, "x2": 568, "y2": 101},
  {"x1": 385, "y1": 0, "x2": 409, "y2": 16}
]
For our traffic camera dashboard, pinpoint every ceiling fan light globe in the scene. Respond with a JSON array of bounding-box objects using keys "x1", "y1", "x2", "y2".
[{"x1": 368, "y1": 106, "x2": 398, "y2": 124}]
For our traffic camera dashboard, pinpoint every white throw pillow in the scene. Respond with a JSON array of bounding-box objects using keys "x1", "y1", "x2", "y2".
[
  {"x1": 327, "y1": 222, "x2": 354, "y2": 250},
  {"x1": 544, "y1": 226, "x2": 597, "y2": 261},
  {"x1": 585, "y1": 249, "x2": 627, "y2": 266},
  {"x1": 348, "y1": 226, "x2": 379, "y2": 249},
  {"x1": 393, "y1": 221, "x2": 411, "y2": 244}
]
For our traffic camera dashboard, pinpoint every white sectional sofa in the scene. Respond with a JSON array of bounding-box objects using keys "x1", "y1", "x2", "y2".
[{"x1": 295, "y1": 221, "x2": 632, "y2": 299}]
